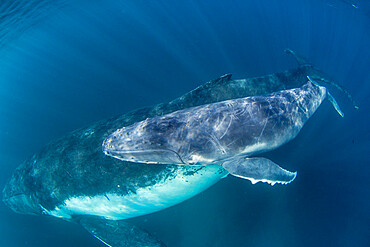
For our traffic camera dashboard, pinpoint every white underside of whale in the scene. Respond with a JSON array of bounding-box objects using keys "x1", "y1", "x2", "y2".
[{"x1": 44, "y1": 165, "x2": 227, "y2": 220}]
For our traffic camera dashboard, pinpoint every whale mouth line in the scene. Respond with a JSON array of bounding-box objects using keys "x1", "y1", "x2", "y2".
[
  {"x1": 104, "y1": 148, "x2": 186, "y2": 164},
  {"x1": 2, "y1": 193, "x2": 26, "y2": 204}
]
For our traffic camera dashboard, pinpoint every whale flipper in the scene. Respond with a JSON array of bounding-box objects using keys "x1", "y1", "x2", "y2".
[
  {"x1": 80, "y1": 216, "x2": 166, "y2": 247},
  {"x1": 221, "y1": 157, "x2": 297, "y2": 186}
]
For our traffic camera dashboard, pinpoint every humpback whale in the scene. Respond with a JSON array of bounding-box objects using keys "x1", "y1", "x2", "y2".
[
  {"x1": 104, "y1": 77, "x2": 343, "y2": 185},
  {"x1": 3, "y1": 50, "x2": 355, "y2": 246}
]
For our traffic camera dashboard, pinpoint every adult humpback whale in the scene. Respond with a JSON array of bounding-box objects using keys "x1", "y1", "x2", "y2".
[
  {"x1": 104, "y1": 78, "x2": 343, "y2": 185},
  {"x1": 3, "y1": 50, "x2": 355, "y2": 247}
]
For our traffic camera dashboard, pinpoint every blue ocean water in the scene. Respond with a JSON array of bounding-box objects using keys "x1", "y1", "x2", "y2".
[{"x1": 0, "y1": 0, "x2": 369, "y2": 246}]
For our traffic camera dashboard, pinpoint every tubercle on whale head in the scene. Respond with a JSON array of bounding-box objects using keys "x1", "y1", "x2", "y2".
[
  {"x1": 102, "y1": 120, "x2": 185, "y2": 165},
  {"x1": 102, "y1": 123, "x2": 150, "y2": 158}
]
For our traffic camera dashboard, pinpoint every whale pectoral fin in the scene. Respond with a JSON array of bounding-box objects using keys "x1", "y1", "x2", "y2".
[
  {"x1": 80, "y1": 216, "x2": 167, "y2": 247},
  {"x1": 221, "y1": 157, "x2": 297, "y2": 185}
]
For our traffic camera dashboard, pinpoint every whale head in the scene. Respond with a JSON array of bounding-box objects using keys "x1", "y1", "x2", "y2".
[
  {"x1": 3, "y1": 164, "x2": 42, "y2": 216},
  {"x1": 103, "y1": 117, "x2": 186, "y2": 164}
]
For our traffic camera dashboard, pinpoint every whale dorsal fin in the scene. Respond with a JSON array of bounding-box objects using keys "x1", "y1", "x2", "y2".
[
  {"x1": 221, "y1": 157, "x2": 297, "y2": 186},
  {"x1": 80, "y1": 216, "x2": 166, "y2": 247},
  {"x1": 191, "y1": 73, "x2": 233, "y2": 91},
  {"x1": 212, "y1": 73, "x2": 233, "y2": 85}
]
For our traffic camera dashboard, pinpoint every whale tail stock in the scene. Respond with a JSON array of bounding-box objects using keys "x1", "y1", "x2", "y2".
[{"x1": 307, "y1": 76, "x2": 344, "y2": 117}]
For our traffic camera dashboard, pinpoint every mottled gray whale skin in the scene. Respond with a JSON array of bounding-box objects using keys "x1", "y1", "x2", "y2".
[
  {"x1": 104, "y1": 80, "x2": 330, "y2": 185},
  {"x1": 3, "y1": 50, "x2": 351, "y2": 247}
]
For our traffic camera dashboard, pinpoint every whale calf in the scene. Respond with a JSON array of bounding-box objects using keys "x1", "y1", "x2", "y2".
[{"x1": 104, "y1": 77, "x2": 343, "y2": 185}]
